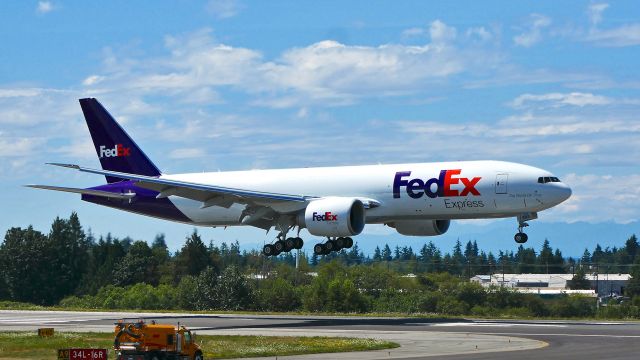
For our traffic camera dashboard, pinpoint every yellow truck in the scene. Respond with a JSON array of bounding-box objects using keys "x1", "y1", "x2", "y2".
[{"x1": 114, "y1": 320, "x2": 203, "y2": 360}]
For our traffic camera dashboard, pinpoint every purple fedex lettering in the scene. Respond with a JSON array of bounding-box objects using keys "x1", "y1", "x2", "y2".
[
  {"x1": 312, "y1": 212, "x2": 338, "y2": 221},
  {"x1": 393, "y1": 170, "x2": 482, "y2": 199}
]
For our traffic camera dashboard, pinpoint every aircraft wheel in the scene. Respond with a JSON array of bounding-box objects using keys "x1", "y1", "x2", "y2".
[
  {"x1": 335, "y1": 237, "x2": 345, "y2": 250},
  {"x1": 274, "y1": 240, "x2": 286, "y2": 253},
  {"x1": 345, "y1": 237, "x2": 354, "y2": 248},
  {"x1": 294, "y1": 237, "x2": 304, "y2": 249},
  {"x1": 284, "y1": 237, "x2": 296, "y2": 252},
  {"x1": 325, "y1": 240, "x2": 336, "y2": 253},
  {"x1": 313, "y1": 243, "x2": 324, "y2": 255},
  {"x1": 262, "y1": 244, "x2": 275, "y2": 256},
  {"x1": 514, "y1": 232, "x2": 528, "y2": 244}
]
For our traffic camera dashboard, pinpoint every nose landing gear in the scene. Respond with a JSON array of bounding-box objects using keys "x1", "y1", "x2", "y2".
[{"x1": 514, "y1": 212, "x2": 537, "y2": 244}]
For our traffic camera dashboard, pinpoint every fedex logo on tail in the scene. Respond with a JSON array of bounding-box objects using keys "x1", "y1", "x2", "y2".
[
  {"x1": 312, "y1": 212, "x2": 338, "y2": 221},
  {"x1": 99, "y1": 144, "x2": 131, "y2": 158},
  {"x1": 393, "y1": 170, "x2": 481, "y2": 199}
]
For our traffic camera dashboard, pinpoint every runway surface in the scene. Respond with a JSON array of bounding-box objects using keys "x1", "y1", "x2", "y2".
[{"x1": 1, "y1": 310, "x2": 639, "y2": 359}]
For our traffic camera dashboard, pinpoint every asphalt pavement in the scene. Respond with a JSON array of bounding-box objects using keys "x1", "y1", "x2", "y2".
[{"x1": 1, "y1": 310, "x2": 639, "y2": 359}]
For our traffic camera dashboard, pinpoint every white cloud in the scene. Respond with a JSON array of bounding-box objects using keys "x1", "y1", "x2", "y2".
[
  {"x1": 0, "y1": 136, "x2": 43, "y2": 157},
  {"x1": 586, "y1": 24, "x2": 640, "y2": 47},
  {"x1": 582, "y1": 3, "x2": 640, "y2": 47},
  {"x1": 429, "y1": 20, "x2": 457, "y2": 43},
  {"x1": 466, "y1": 27, "x2": 493, "y2": 42},
  {"x1": 588, "y1": 3, "x2": 609, "y2": 26},
  {"x1": 0, "y1": 88, "x2": 42, "y2": 98},
  {"x1": 87, "y1": 23, "x2": 501, "y2": 108},
  {"x1": 393, "y1": 107, "x2": 640, "y2": 168},
  {"x1": 82, "y1": 75, "x2": 105, "y2": 86},
  {"x1": 169, "y1": 148, "x2": 206, "y2": 159},
  {"x1": 401, "y1": 27, "x2": 425, "y2": 38},
  {"x1": 514, "y1": 14, "x2": 551, "y2": 47},
  {"x1": 36, "y1": 1, "x2": 54, "y2": 14},
  {"x1": 546, "y1": 173, "x2": 640, "y2": 223},
  {"x1": 511, "y1": 92, "x2": 613, "y2": 108},
  {"x1": 205, "y1": 0, "x2": 244, "y2": 19}
]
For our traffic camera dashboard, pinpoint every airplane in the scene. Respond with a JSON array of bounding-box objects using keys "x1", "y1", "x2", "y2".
[{"x1": 28, "y1": 98, "x2": 572, "y2": 257}]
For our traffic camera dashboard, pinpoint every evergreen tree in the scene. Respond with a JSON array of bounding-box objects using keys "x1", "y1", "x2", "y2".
[
  {"x1": 551, "y1": 249, "x2": 565, "y2": 273},
  {"x1": 464, "y1": 241, "x2": 474, "y2": 262},
  {"x1": 453, "y1": 240, "x2": 463, "y2": 262},
  {"x1": 626, "y1": 258, "x2": 640, "y2": 297},
  {"x1": 538, "y1": 239, "x2": 553, "y2": 273},
  {"x1": 382, "y1": 244, "x2": 392, "y2": 261},
  {"x1": 592, "y1": 244, "x2": 604, "y2": 264},
  {"x1": 625, "y1": 235, "x2": 639, "y2": 263},
  {"x1": 581, "y1": 249, "x2": 592, "y2": 266},
  {"x1": 0, "y1": 226, "x2": 51, "y2": 304},
  {"x1": 347, "y1": 243, "x2": 363, "y2": 264},
  {"x1": 176, "y1": 230, "x2": 211, "y2": 276},
  {"x1": 515, "y1": 246, "x2": 536, "y2": 273},
  {"x1": 567, "y1": 266, "x2": 591, "y2": 290},
  {"x1": 112, "y1": 241, "x2": 159, "y2": 286},
  {"x1": 373, "y1": 246, "x2": 382, "y2": 261},
  {"x1": 47, "y1": 213, "x2": 89, "y2": 301}
]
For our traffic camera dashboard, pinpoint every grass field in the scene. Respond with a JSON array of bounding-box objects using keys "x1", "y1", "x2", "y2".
[{"x1": 0, "y1": 331, "x2": 399, "y2": 359}]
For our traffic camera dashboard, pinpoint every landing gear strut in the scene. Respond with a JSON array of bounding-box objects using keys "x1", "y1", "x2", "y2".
[
  {"x1": 313, "y1": 237, "x2": 354, "y2": 255},
  {"x1": 514, "y1": 213, "x2": 537, "y2": 244},
  {"x1": 263, "y1": 227, "x2": 303, "y2": 257}
]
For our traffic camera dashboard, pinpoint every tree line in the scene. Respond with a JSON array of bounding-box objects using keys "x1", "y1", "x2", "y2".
[{"x1": 1, "y1": 213, "x2": 639, "y2": 318}]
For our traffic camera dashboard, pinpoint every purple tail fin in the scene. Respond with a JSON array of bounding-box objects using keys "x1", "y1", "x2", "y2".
[{"x1": 79, "y1": 98, "x2": 161, "y2": 183}]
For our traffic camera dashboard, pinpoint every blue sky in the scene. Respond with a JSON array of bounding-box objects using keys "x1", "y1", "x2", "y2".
[{"x1": 1, "y1": 1, "x2": 639, "y2": 254}]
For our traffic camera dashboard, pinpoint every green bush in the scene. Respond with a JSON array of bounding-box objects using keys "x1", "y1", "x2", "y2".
[
  {"x1": 257, "y1": 278, "x2": 301, "y2": 312},
  {"x1": 549, "y1": 295, "x2": 596, "y2": 318},
  {"x1": 436, "y1": 296, "x2": 468, "y2": 315},
  {"x1": 503, "y1": 306, "x2": 534, "y2": 318}
]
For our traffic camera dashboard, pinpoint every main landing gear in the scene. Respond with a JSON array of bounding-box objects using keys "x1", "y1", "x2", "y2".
[
  {"x1": 263, "y1": 235, "x2": 303, "y2": 257},
  {"x1": 514, "y1": 212, "x2": 537, "y2": 244},
  {"x1": 313, "y1": 237, "x2": 354, "y2": 255}
]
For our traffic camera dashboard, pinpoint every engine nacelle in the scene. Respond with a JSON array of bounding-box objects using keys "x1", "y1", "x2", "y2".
[
  {"x1": 302, "y1": 197, "x2": 366, "y2": 237},
  {"x1": 388, "y1": 219, "x2": 450, "y2": 236}
]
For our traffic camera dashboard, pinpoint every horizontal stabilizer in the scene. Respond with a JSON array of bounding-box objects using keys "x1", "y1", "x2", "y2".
[{"x1": 25, "y1": 184, "x2": 136, "y2": 199}]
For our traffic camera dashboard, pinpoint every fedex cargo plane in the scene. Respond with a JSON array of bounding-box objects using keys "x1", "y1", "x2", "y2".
[{"x1": 28, "y1": 98, "x2": 572, "y2": 256}]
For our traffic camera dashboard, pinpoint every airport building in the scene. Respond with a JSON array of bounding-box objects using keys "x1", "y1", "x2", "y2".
[{"x1": 471, "y1": 273, "x2": 631, "y2": 296}]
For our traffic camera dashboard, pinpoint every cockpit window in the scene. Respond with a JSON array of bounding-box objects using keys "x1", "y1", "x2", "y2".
[{"x1": 538, "y1": 176, "x2": 561, "y2": 184}]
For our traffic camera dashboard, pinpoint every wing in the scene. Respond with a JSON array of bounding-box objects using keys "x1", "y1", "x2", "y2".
[{"x1": 46, "y1": 163, "x2": 314, "y2": 213}]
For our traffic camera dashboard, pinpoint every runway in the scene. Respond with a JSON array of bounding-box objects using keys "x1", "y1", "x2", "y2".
[{"x1": 1, "y1": 310, "x2": 639, "y2": 359}]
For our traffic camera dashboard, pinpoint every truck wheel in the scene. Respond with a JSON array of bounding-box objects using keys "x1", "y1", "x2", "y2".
[{"x1": 194, "y1": 351, "x2": 203, "y2": 360}]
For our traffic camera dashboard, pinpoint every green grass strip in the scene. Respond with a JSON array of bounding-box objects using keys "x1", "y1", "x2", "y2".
[{"x1": 0, "y1": 331, "x2": 399, "y2": 359}]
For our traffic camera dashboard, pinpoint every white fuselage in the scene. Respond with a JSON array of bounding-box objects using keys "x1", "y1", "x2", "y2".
[{"x1": 162, "y1": 160, "x2": 571, "y2": 226}]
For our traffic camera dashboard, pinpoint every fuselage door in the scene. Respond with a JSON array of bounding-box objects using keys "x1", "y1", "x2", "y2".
[{"x1": 495, "y1": 174, "x2": 508, "y2": 194}]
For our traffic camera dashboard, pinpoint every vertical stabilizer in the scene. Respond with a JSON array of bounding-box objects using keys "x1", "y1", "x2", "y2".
[{"x1": 79, "y1": 98, "x2": 161, "y2": 183}]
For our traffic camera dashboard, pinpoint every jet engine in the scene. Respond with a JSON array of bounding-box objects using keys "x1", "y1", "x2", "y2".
[
  {"x1": 387, "y1": 219, "x2": 450, "y2": 236},
  {"x1": 301, "y1": 197, "x2": 365, "y2": 237}
]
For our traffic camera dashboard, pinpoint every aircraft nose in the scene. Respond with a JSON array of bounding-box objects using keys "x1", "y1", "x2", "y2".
[{"x1": 554, "y1": 183, "x2": 572, "y2": 203}]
